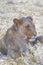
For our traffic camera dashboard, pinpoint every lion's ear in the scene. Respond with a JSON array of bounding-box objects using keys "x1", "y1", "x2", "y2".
[
  {"x1": 26, "y1": 16, "x2": 33, "y2": 22},
  {"x1": 13, "y1": 18, "x2": 22, "y2": 26}
]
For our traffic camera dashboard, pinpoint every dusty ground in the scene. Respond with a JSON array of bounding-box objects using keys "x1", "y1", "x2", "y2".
[{"x1": 0, "y1": 0, "x2": 43, "y2": 65}]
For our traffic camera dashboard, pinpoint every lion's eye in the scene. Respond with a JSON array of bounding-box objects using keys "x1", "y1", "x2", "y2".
[{"x1": 26, "y1": 25, "x2": 30, "y2": 29}]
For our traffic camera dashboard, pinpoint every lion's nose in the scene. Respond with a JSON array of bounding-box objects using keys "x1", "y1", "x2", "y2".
[{"x1": 31, "y1": 29, "x2": 37, "y2": 36}]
